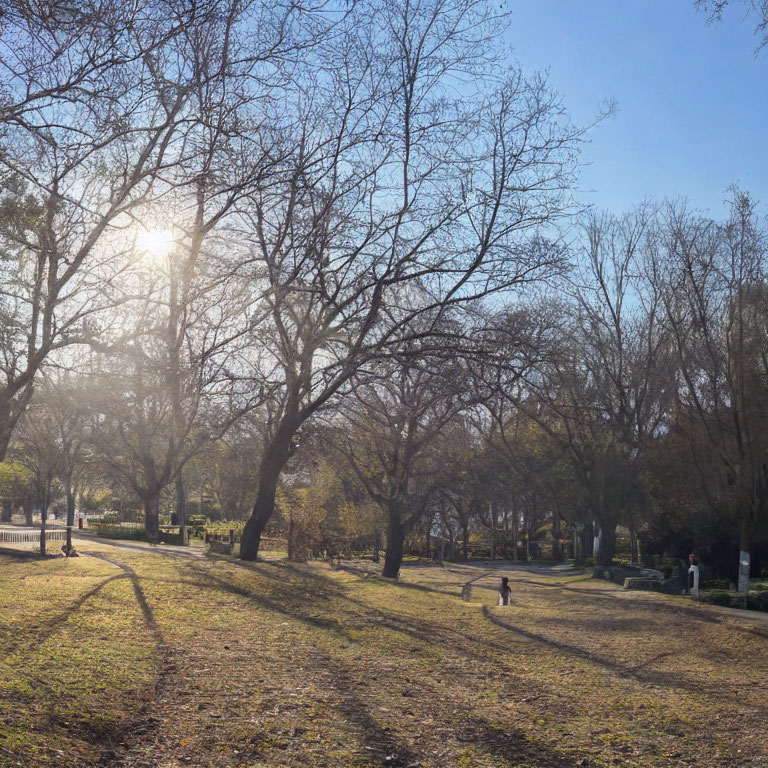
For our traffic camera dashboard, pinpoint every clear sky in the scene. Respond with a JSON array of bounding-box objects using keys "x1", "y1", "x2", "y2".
[{"x1": 505, "y1": 0, "x2": 768, "y2": 218}]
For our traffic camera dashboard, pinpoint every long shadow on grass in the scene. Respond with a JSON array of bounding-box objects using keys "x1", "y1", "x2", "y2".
[
  {"x1": 482, "y1": 606, "x2": 764, "y2": 710},
  {"x1": 181, "y1": 562, "x2": 541, "y2": 688},
  {"x1": 86, "y1": 552, "x2": 163, "y2": 642},
  {"x1": 0, "y1": 545, "x2": 50, "y2": 560},
  {"x1": 182, "y1": 564, "x2": 352, "y2": 641},
  {"x1": 1, "y1": 572, "x2": 130, "y2": 658},
  {"x1": 305, "y1": 637, "x2": 578, "y2": 768},
  {"x1": 309, "y1": 648, "x2": 422, "y2": 767},
  {"x1": 456, "y1": 713, "x2": 579, "y2": 768},
  {"x1": 237, "y1": 557, "x2": 357, "y2": 598}
]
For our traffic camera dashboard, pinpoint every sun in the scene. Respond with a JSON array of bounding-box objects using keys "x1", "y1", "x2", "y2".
[{"x1": 137, "y1": 228, "x2": 173, "y2": 259}]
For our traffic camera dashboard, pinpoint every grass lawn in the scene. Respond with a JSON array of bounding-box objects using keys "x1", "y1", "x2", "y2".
[{"x1": 0, "y1": 544, "x2": 766, "y2": 767}]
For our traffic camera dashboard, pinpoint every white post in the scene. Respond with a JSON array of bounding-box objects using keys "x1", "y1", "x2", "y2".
[
  {"x1": 738, "y1": 551, "x2": 751, "y2": 594},
  {"x1": 688, "y1": 564, "x2": 700, "y2": 599}
]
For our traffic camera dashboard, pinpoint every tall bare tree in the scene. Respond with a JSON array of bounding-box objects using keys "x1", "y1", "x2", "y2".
[
  {"x1": 330, "y1": 345, "x2": 473, "y2": 577},
  {"x1": 237, "y1": 0, "x2": 586, "y2": 560},
  {"x1": 649, "y1": 193, "x2": 768, "y2": 592},
  {"x1": 0, "y1": 0, "x2": 234, "y2": 458}
]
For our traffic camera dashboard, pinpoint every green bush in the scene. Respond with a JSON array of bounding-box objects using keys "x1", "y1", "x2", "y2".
[
  {"x1": 534, "y1": 523, "x2": 552, "y2": 540},
  {"x1": 658, "y1": 557, "x2": 679, "y2": 578},
  {"x1": 702, "y1": 579, "x2": 731, "y2": 590},
  {"x1": 747, "y1": 591, "x2": 768, "y2": 612},
  {"x1": 707, "y1": 591, "x2": 734, "y2": 607},
  {"x1": 95, "y1": 524, "x2": 146, "y2": 541}
]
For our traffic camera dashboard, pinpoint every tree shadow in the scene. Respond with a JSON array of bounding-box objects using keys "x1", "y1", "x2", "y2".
[
  {"x1": 482, "y1": 606, "x2": 764, "y2": 710},
  {"x1": 86, "y1": 552, "x2": 163, "y2": 640},
  {"x1": 181, "y1": 561, "x2": 542, "y2": 681}
]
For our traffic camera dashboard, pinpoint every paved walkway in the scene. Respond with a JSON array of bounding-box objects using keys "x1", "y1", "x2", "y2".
[{"x1": 72, "y1": 529, "x2": 206, "y2": 558}]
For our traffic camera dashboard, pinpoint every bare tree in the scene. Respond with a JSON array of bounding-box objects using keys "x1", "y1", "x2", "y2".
[
  {"x1": 649, "y1": 193, "x2": 768, "y2": 593},
  {"x1": 0, "y1": 1, "x2": 235, "y2": 458},
  {"x1": 528, "y1": 209, "x2": 676, "y2": 565},
  {"x1": 14, "y1": 395, "x2": 66, "y2": 555},
  {"x1": 236, "y1": 0, "x2": 586, "y2": 560},
  {"x1": 696, "y1": 1, "x2": 768, "y2": 50},
  {"x1": 330, "y1": 347, "x2": 473, "y2": 578}
]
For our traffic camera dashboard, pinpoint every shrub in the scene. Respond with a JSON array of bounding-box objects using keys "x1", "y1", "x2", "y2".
[
  {"x1": 747, "y1": 591, "x2": 768, "y2": 612},
  {"x1": 95, "y1": 524, "x2": 146, "y2": 541},
  {"x1": 534, "y1": 523, "x2": 552, "y2": 540},
  {"x1": 702, "y1": 579, "x2": 731, "y2": 590},
  {"x1": 707, "y1": 591, "x2": 733, "y2": 607},
  {"x1": 658, "y1": 557, "x2": 680, "y2": 580}
]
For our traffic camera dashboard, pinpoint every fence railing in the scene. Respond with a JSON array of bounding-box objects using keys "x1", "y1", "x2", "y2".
[
  {"x1": 0, "y1": 529, "x2": 67, "y2": 543},
  {"x1": 204, "y1": 531, "x2": 284, "y2": 556}
]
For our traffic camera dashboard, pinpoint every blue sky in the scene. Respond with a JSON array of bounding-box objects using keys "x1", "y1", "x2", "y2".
[{"x1": 505, "y1": 0, "x2": 768, "y2": 217}]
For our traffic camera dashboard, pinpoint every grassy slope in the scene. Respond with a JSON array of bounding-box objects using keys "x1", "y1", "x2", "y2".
[{"x1": 0, "y1": 545, "x2": 766, "y2": 767}]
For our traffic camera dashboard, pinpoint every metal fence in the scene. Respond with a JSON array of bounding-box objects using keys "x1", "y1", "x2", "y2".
[{"x1": 0, "y1": 528, "x2": 67, "y2": 543}]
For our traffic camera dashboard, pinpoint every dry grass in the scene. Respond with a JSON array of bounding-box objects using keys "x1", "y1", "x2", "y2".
[{"x1": 0, "y1": 544, "x2": 766, "y2": 768}]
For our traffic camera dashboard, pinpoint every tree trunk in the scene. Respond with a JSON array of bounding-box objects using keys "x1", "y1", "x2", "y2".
[
  {"x1": 629, "y1": 521, "x2": 639, "y2": 565},
  {"x1": 0, "y1": 385, "x2": 34, "y2": 463},
  {"x1": 240, "y1": 481, "x2": 277, "y2": 561},
  {"x1": 1, "y1": 499, "x2": 11, "y2": 523},
  {"x1": 144, "y1": 494, "x2": 160, "y2": 543},
  {"x1": 64, "y1": 478, "x2": 75, "y2": 556},
  {"x1": 287, "y1": 513, "x2": 295, "y2": 562},
  {"x1": 489, "y1": 502, "x2": 496, "y2": 561},
  {"x1": 462, "y1": 523, "x2": 469, "y2": 561},
  {"x1": 503, "y1": 510, "x2": 509, "y2": 560},
  {"x1": 511, "y1": 510, "x2": 518, "y2": 561},
  {"x1": 40, "y1": 506, "x2": 47, "y2": 557},
  {"x1": 23, "y1": 497, "x2": 33, "y2": 526},
  {"x1": 597, "y1": 522, "x2": 616, "y2": 566},
  {"x1": 382, "y1": 505, "x2": 405, "y2": 579},
  {"x1": 65, "y1": 480, "x2": 75, "y2": 528},
  {"x1": 581, "y1": 521, "x2": 594, "y2": 559},
  {"x1": 372, "y1": 530, "x2": 381, "y2": 563},
  {"x1": 240, "y1": 414, "x2": 297, "y2": 561},
  {"x1": 552, "y1": 509, "x2": 561, "y2": 562},
  {"x1": 176, "y1": 474, "x2": 186, "y2": 526}
]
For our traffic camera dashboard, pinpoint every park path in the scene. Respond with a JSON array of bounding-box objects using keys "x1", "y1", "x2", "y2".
[{"x1": 434, "y1": 558, "x2": 768, "y2": 629}]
